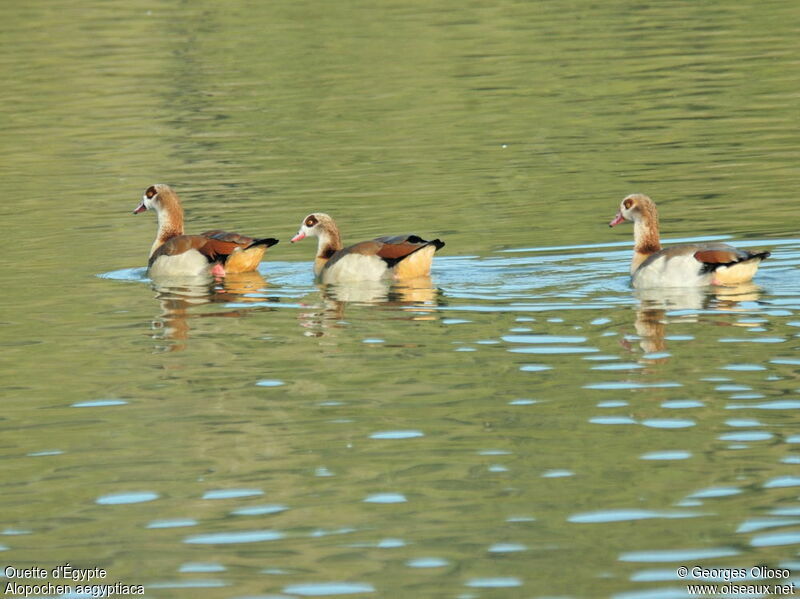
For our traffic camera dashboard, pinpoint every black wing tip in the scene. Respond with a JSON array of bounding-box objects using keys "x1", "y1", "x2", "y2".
[
  {"x1": 253, "y1": 237, "x2": 280, "y2": 248},
  {"x1": 751, "y1": 250, "x2": 770, "y2": 261},
  {"x1": 403, "y1": 235, "x2": 445, "y2": 250}
]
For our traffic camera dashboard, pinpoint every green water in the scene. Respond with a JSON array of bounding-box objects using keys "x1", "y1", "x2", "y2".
[{"x1": 2, "y1": 1, "x2": 800, "y2": 598}]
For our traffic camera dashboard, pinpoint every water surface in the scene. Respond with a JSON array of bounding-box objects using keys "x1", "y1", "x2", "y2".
[{"x1": 2, "y1": 1, "x2": 800, "y2": 597}]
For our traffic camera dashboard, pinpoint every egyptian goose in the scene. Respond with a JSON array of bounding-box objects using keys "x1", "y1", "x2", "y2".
[
  {"x1": 290, "y1": 213, "x2": 445, "y2": 283},
  {"x1": 609, "y1": 193, "x2": 770, "y2": 288},
  {"x1": 133, "y1": 184, "x2": 279, "y2": 277}
]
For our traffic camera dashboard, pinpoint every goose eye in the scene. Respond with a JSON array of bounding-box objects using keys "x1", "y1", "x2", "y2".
[
  {"x1": 305, "y1": 217, "x2": 317, "y2": 227},
  {"x1": 623, "y1": 199, "x2": 633, "y2": 209},
  {"x1": 145, "y1": 186, "x2": 157, "y2": 199}
]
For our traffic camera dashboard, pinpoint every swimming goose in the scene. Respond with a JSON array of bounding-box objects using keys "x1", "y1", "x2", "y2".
[
  {"x1": 133, "y1": 184, "x2": 279, "y2": 277},
  {"x1": 290, "y1": 213, "x2": 445, "y2": 283},
  {"x1": 609, "y1": 193, "x2": 769, "y2": 288}
]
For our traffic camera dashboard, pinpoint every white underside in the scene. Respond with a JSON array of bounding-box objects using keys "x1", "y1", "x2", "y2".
[
  {"x1": 632, "y1": 254, "x2": 712, "y2": 289},
  {"x1": 148, "y1": 250, "x2": 210, "y2": 277},
  {"x1": 319, "y1": 254, "x2": 390, "y2": 284}
]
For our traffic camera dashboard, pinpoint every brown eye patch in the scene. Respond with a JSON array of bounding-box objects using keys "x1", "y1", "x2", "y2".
[
  {"x1": 145, "y1": 186, "x2": 157, "y2": 199},
  {"x1": 623, "y1": 198, "x2": 633, "y2": 209},
  {"x1": 305, "y1": 215, "x2": 318, "y2": 227}
]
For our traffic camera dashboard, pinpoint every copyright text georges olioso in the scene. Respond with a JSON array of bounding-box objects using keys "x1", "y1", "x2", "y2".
[{"x1": 676, "y1": 566, "x2": 795, "y2": 596}]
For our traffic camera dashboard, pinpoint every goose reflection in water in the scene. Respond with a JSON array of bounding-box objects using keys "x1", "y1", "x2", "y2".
[
  {"x1": 150, "y1": 271, "x2": 276, "y2": 351},
  {"x1": 298, "y1": 276, "x2": 444, "y2": 337},
  {"x1": 628, "y1": 283, "x2": 764, "y2": 358}
]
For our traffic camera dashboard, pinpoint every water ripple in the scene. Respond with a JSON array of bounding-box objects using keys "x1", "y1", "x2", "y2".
[
  {"x1": 146, "y1": 519, "x2": 197, "y2": 529},
  {"x1": 203, "y1": 489, "x2": 264, "y2": 500},
  {"x1": 618, "y1": 547, "x2": 739, "y2": 562},
  {"x1": 282, "y1": 582, "x2": 375, "y2": 596},
  {"x1": 369, "y1": 430, "x2": 424, "y2": 440},
  {"x1": 640, "y1": 451, "x2": 692, "y2": 461},
  {"x1": 184, "y1": 530, "x2": 284, "y2": 544},
  {"x1": 569, "y1": 509, "x2": 704, "y2": 523},
  {"x1": 510, "y1": 346, "x2": 599, "y2": 354},
  {"x1": 406, "y1": 557, "x2": 450, "y2": 568},
  {"x1": 179, "y1": 562, "x2": 226, "y2": 573},
  {"x1": 231, "y1": 505, "x2": 289, "y2": 516},
  {"x1": 686, "y1": 487, "x2": 742, "y2": 499},
  {"x1": 718, "y1": 431, "x2": 772, "y2": 442},
  {"x1": 641, "y1": 419, "x2": 695, "y2": 429},
  {"x1": 71, "y1": 399, "x2": 128, "y2": 408},
  {"x1": 96, "y1": 491, "x2": 159, "y2": 505},
  {"x1": 363, "y1": 493, "x2": 407, "y2": 504},
  {"x1": 487, "y1": 542, "x2": 527, "y2": 553},
  {"x1": 763, "y1": 476, "x2": 800, "y2": 489},
  {"x1": 585, "y1": 382, "x2": 682, "y2": 390},
  {"x1": 726, "y1": 400, "x2": 800, "y2": 410},
  {"x1": 465, "y1": 577, "x2": 523, "y2": 588},
  {"x1": 736, "y1": 518, "x2": 800, "y2": 533},
  {"x1": 750, "y1": 531, "x2": 800, "y2": 547}
]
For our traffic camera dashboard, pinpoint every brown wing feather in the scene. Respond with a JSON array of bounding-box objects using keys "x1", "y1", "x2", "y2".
[
  {"x1": 693, "y1": 249, "x2": 746, "y2": 264},
  {"x1": 201, "y1": 230, "x2": 255, "y2": 245},
  {"x1": 376, "y1": 240, "x2": 430, "y2": 260},
  {"x1": 196, "y1": 237, "x2": 245, "y2": 260},
  {"x1": 344, "y1": 240, "x2": 384, "y2": 257}
]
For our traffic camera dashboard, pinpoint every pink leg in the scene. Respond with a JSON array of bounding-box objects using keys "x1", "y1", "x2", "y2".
[{"x1": 209, "y1": 263, "x2": 226, "y2": 277}]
